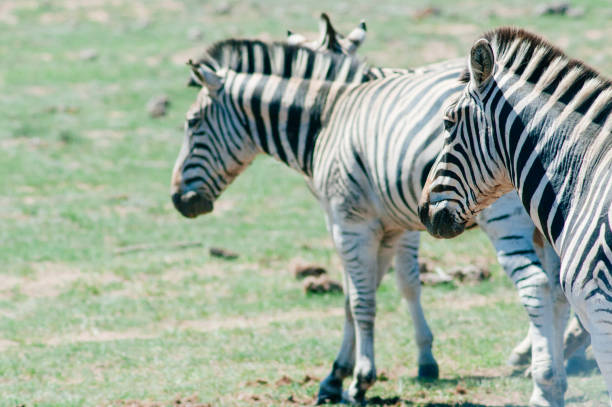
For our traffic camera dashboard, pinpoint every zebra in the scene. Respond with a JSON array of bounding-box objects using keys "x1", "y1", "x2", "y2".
[
  {"x1": 170, "y1": 39, "x2": 568, "y2": 406},
  {"x1": 419, "y1": 27, "x2": 612, "y2": 406},
  {"x1": 288, "y1": 16, "x2": 586, "y2": 402}
]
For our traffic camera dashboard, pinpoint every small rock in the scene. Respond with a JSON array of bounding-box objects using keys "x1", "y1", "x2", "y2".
[
  {"x1": 448, "y1": 265, "x2": 491, "y2": 283},
  {"x1": 275, "y1": 375, "x2": 293, "y2": 386},
  {"x1": 209, "y1": 246, "x2": 239, "y2": 260},
  {"x1": 534, "y1": 2, "x2": 569, "y2": 16},
  {"x1": 300, "y1": 374, "x2": 319, "y2": 384},
  {"x1": 188, "y1": 27, "x2": 203, "y2": 41},
  {"x1": 147, "y1": 95, "x2": 170, "y2": 118},
  {"x1": 419, "y1": 271, "x2": 453, "y2": 286},
  {"x1": 79, "y1": 48, "x2": 98, "y2": 61},
  {"x1": 214, "y1": 1, "x2": 232, "y2": 15},
  {"x1": 290, "y1": 259, "x2": 327, "y2": 280},
  {"x1": 303, "y1": 275, "x2": 343, "y2": 294}
]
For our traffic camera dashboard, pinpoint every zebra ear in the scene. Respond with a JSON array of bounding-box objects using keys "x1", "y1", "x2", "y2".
[
  {"x1": 318, "y1": 12, "x2": 339, "y2": 49},
  {"x1": 343, "y1": 20, "x2": 367, "y2": 53},
  {"x1": 187, "y1": 60, "x2": 223, "y2": 95},
  {"x1": 469, "y1": 38, "x2": 495, "y2": 92},
  {"x1": 287, "y1": 31, "x2": 307, "y2": 46}
]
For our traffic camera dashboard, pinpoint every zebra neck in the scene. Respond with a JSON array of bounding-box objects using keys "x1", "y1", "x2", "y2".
[
  {"x1": 489, "y1": 75, "x2": 612, "y2": 248},
  {"x1": 230, "y1": 72, "x2": 350, "y2": 176}
]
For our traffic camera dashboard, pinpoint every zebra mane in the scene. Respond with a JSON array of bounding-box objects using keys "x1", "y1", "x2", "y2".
[
  {"x1": 192, "y1": 38, "x2": 373, "y2": 83},
  {"x1": 474, "y1": 26, "x2": 611, "y2": 90}
]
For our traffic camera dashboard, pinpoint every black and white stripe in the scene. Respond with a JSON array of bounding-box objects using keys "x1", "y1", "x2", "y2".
[
  {"x1": 171, "y1": 37, "x2": 568, "y2": 405},
  {"x1": 289, "y1": 18, "x2": 584, "y2": 402},
  {"x1": 420, "y1": 27, "x2": 612, "y2": 406}
]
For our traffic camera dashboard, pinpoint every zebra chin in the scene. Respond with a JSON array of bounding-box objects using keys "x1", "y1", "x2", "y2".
[
  {"x1": 419, "y1": 200, "x2": 466, "y2": 239},
  {"x1": 171, "y1": 190, "x2": 214, "y2": 218}
]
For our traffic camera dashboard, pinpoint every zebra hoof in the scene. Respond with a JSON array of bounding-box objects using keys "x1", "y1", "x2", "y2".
[
  {"x1": 316, "y1": 376, "x2": 343, "y2": 405},
  {"x1": 418, "y1": 363, "x2": 439, "y2": 379},
  {"x1": 342, "y1": 388, "x2": 367, "y2": 406}
]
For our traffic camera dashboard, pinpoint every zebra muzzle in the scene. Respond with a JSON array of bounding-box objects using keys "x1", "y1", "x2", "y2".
[
  {"x1": 419, "y1": 200, "x2": 465, "y2": 239},
  {"x1": 172, "y1": 190, "x2": 214, "y2": 218}
]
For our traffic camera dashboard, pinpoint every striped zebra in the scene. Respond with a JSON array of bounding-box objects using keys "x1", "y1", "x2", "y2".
[
  {"x1": 288, "y1": 17, "x2": 586, "y2": 402},
  {"x1": 170, "y1": 39, "x2": 569, "y2": 406},
  {"x1": 419, "y1": 27, "x2": 612, "y2": 406}
]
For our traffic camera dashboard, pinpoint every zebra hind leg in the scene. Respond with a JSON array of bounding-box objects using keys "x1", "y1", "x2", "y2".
[{"x1": 394, "y1": 231, "x2": 439, "y2": 379}]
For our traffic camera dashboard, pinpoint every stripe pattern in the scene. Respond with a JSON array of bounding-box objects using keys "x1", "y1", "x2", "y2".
[
  {"x1": 172, "y1": 36, "x2": 566, "y2": 405},
  {"x1": 288, "y1": 18, "x2": 581, "y2": 403},
  {"x1": 420, "y1": 27, "x2": 612, "y2": 406}
]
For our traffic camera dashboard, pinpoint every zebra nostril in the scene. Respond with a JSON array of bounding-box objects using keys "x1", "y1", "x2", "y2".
[{"x1": 182, "y1": 190, "x2": 199, "y2": 203}]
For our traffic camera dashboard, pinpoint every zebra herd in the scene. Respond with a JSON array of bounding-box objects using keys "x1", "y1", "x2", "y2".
[{"x1": 170, "y1": 15, "x2": 610, "y2": 407}]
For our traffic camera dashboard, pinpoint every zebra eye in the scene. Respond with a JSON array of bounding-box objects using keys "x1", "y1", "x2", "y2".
[{"x1": 443, "y1": 118, "x2": 455, "y2": 132}]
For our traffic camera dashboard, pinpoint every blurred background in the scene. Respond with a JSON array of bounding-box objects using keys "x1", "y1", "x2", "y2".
[{"x1": 0, "y1": 0, "x2": 610, "y2": 405}]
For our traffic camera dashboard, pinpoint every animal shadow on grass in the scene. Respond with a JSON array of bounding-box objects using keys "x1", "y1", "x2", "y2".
[{"x1": 365, "y1": 375, "x2": 527, "y2": 407}]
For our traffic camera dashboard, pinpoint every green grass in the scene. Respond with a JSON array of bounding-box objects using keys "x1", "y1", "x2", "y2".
[{"x1": 0, "y1": 0, "x2": 610, "y2": 406}]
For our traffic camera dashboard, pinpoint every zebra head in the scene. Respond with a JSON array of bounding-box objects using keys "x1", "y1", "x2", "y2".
[
  {"x1": 287, "y1": 13, "x2": 366, "y2": 55},
  {"x1": 172, "y1": 61, "x2": 257, "y2": 218},
  {"x1": 419, "y1": 37, "x2": 512, "y2": 238}
]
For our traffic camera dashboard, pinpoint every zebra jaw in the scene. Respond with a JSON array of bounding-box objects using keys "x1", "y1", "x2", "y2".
[{"x1": 419, "y1": 199, "x2": 466, "y2": 239}]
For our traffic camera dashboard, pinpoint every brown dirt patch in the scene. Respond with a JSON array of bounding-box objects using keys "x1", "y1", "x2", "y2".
[
  {"x1": 107, "y1": 393, "x2": 210, "y2": 407},
  {"x1": 87, "y1": 9, "x2": 109, "y2": 23},
  {"x1": 175, "y1": 307, "x2": 344, "y2": 333},
  {"x1": 0, "y1": 339, "x2": 18, "y2": 352},
  {"x1": 0, "y1": 262, "x2": 121, "y2": 299},
  {"x1": 42, "y1": 307, "x2": 343, "y2": 347},
  {"x1": 429, "y1": 289, "x2": 516, "y2": 311},
  {"x1": 46, "y1": 329, "x2": 157, "y2": 346}
]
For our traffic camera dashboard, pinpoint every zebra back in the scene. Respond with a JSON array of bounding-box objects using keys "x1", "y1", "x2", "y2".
[{"x1": 188, "y1": 38, "x2": 375, "y2": 87}]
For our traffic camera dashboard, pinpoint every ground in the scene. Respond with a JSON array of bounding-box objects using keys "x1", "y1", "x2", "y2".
[{"x1": 0, "y1": 0, "x2": 610, "y2": 406}]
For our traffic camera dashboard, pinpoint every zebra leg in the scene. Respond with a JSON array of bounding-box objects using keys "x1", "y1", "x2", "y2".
[
  {"x1": 508, "y1": 329, "x2": 533, "y2": 367},
  {"x1": 317, "y1": 218, "x2": 381, "y2": 405},
  {"x1": 542, "y1": 241, "x2": 569, "y2": 406},
  {"x1": 394, "y1": 231, "x2": 439, "y2": 378},
  {"x1": 567, "y1": 280, "x2": 612, "y2": 405},
  {"x1": 317, "y1": 293, "x2": 355, "y2": 404},
  {"x1": 477, "y1": 196, "x2": 563, "y2": 406},
  {"x1": 316, "y1": 230, "x2": 398, "y2": 405}
]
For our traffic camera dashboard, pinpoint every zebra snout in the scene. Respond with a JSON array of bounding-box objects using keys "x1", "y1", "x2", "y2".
[
  {"x1": 171, "y1": 190, "x2": 214, "y2": 218},
  {"x1": 419, "y1": 200, "x2": 465, "y2": 239}
]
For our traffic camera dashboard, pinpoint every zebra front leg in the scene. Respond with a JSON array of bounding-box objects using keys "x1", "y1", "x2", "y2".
[
  {"x1": 544, "y1": 241, "x2": 569, "y2": 405},
  {"x1": 567, "y1": 275, "x2": 612, "y2": 406},
  {"x1": 317, "y1": 294, "x2": 355, "y2": 405},
  {"x1": 478, "y1": 203, "x2": 563, "y2": 406},
  {"x1": 395, "y1": 231, "x2": 439, "y2": 378}
]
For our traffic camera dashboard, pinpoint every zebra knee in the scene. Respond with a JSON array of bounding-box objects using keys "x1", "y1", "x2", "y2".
[{"x1": 517, "y1": 270, "x2": 552, "y2": 310}]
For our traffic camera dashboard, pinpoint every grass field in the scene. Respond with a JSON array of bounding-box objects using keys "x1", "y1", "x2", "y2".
[{"x1": 1, "y1": 0, "x2": 611, "y2": 406}]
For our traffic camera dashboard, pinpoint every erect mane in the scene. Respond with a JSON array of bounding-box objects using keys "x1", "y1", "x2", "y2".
[
  {"x1": 481, "y1": 26, "x2": 611, "y2": 89},
  {"x1": 193, "y1": 38, "x2": 373, "y2": 83}
]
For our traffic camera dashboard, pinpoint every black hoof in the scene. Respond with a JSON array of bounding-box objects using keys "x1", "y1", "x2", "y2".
[
  {"x1": 317, "y1": 377, "x2": 343, "y2": 405},
  {"x1": 418, "y1": 363, "x2": 439, "y2": 379}
]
